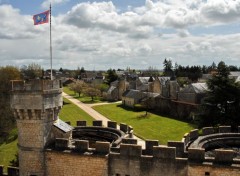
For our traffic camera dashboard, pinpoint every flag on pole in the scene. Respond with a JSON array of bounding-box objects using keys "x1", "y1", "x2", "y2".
[{"x1": 33, "y1": 10, "x2": 50, "y2": 25}]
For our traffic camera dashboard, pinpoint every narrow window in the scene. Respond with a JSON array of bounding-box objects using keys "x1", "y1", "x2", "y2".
[{"x1": 205, "y1": 172, "x2": 210, "y2": 176}]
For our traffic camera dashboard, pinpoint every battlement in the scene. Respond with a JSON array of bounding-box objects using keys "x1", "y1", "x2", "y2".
[
  {"x1": 50, "y1": 123, "x2": 240, "y2": 167},
  {"x1": 0, "y1": 165, "x2": 19, "y2": 176},
  {"x1": 11, "y1": 80, "x2": 62, "y2": 93}
]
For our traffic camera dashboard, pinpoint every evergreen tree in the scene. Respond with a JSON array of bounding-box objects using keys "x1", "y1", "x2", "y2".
[
  {"x1": 202, "y1": 61, "x2": 240, "y2": 127},
  {"x1": 106, "y1": 69, "x2": 118, "y2": 85}
]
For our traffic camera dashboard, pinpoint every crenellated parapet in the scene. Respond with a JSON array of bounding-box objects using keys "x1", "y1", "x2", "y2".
[{"x1": 181, "y1": 125, "x2": 240, "y2": 168}]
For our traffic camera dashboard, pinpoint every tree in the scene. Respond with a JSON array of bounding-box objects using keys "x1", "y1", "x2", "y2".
[
  {"x1": 21, "y1": 63, "x2": 43, "y2": 79},
  {"x1": 69, "y1": 80, "x2": 87, "y2": 97},
  {"x1": 83, "y1": 87, "x2": 101, "y2": 101},
  {"x1": 105, "y1": 69, "x2": 118, "y2": 85},
  {"x1": 96, "y1": 83, "x2": 109, "y2": 96},
  {"x1": 163, "y1": 58, "x2": 174, "y2": 79},
  {"x1": 0, "y1": 66, "x2": 21, "y2": 132},
  {"x1": 202, "y1": 61, "x2": 240, "y2": 127},
  {"x1": 163, "y1": 58, "x2": 173, "y2": 72}
]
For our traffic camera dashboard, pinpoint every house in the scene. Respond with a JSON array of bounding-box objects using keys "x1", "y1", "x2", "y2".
[
  {"x1": 62, "y1": 78, "x2": 76, "y2": 86},
  {"x1": 104, "y1": 79, "x2": 129, "y2": 101},
  {"x1": 136, "y1": 76, "x2": 154, "y2": 92},
  {"x1": 177, "y1": 83, "x2": 208, "y2": 104},
  {"x1": 104, "y1": 85, "x2": 118, "y2": 101},
  {"x1": 152, "y1": 77, "x2": 170, "y2": 94},
  {"x1": 122, "y1": 90, "x2": 147, "y2": 107}
]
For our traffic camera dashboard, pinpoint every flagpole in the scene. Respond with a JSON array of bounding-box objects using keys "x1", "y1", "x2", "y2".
[{"x1": 50, "y1": 3, "x2": 53, "y2": 80}]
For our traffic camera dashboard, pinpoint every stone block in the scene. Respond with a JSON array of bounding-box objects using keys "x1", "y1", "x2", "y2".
[
  {"x1": 120, "y1": 123, "x2": 128, "y2": 133},
  {"x1": 76, "y1": 121, "x2": 87, "y2": 126},
  {"x1": 214, "y1": 149, "x2": 234, "y2": 165},
  {"x1": 122, "y1": 138, "x2": 138, "y2": 144},
  {"x1": 75, "y1": 140, "x2": 89, "y2": 152},
  {"x1": 93, "y1": 120, "x2": 102, "y2": 127},
  {"x1": 145, "y1": 140, "x2": 159, "y2": 155},
  {"x1": 219, "y1": 126, "x2": 231, "y2": 133},
  {"x1": 55, "y1": 138, "x2": 69, "y2": 150},
  {"x1": 202, "y1": 127, "x2": 214, "y2": 135},
  {"x1": 120, "y1": 144, "x2": 142, "y2": 157},
  {"x1": 107, "y1": 121, "x2": 117, "y2": 129},
  {"x1": 188, "y1": 148, "x2": 205, "y2": 163},
  {"x1": 168, "y1": 141, "x2": 184, "y2": 157},
  {"x1": 189, "y1": 129, "x2": 199, "y2": 140},
  {"x1": 153, "y1": 146, "x2": 176, "y2": 159},
  {"x1": 95, "y1": 141, "x2": 110, "y2": 154}
]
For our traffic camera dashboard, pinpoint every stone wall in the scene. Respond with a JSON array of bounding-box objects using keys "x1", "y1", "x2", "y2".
[
  {"x1": 188, "y1": 164, "x2": 240, "y2": 176},
  {"x1": 45, "y1": 149, "x2": 108, "y2": 176},
  {"x1": 108, "y1": 143, "x2": 188, "y2": 176},
  {"x1": 18, "y1": 150, "x2": 44, "y2": 176}
]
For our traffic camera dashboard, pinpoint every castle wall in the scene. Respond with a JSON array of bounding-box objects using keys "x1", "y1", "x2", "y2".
[
  {"x1": 108, "y1": 144, "x2": 188, "y2": 176},
  {"x1": 188, "y1": 164, "x2": 240, "y2": 176},
  {"x1": 45, "y1": 150, "x2": 108, "y2": 176}
]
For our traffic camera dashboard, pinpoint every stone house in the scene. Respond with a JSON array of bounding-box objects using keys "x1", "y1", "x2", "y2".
[
  {"x1": 177, "y1": 83, "x2": 208, "y2": 104},
  {"x1": 136, "y1": 77, "x2": 154, "y2": 92},
  {"x1": 104, "y1": 79, "x2": 129, "y2": 101},
  {"x1": 122, "y1": 89, "x2": 146, "y2": 107},
  {"x1": 152, "y1": 76, "x2": 170, "y2": 94}
]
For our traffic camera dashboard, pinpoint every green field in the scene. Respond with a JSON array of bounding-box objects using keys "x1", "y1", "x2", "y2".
[
  {"x1": 59, "y1": 98, "x2": 95, "y2": 126},
  {"x1": 93, "y1": 103, "x2": 196, "y2": 144},
  {"x1": 0, "y1": 128, "x2": 18, "y2": 172}
]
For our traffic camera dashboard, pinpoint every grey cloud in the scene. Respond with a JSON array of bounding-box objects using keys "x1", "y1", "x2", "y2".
[{"x1": 201, "y1": 0, "x2": 240, "y2": 23}]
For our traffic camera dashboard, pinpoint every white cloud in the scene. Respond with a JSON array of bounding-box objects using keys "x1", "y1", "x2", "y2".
[{"x1": 1, "y1": 1, "x2": 240, "y2": 70}]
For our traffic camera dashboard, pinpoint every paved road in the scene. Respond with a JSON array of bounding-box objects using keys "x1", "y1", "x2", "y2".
[{"x1": 62, "y1": 92, "x2": 145, "y2": 148}]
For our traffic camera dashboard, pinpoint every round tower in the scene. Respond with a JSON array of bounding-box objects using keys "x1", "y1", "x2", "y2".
[{"x1": 10, "y1": 80, "x2": 63, "y2": 176}]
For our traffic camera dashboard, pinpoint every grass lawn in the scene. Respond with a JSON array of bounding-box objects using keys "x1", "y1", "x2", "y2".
[
  {"x1": 63, "y1": 86, "x2": 106, "y2": 104},
  {"x1": 93, "y1": 103, "x2": 196, "y2": 144},
  {"x1": 0, "y1": 128, "x2": 18, "y2": 172},
  {"x1": 59, "y1": 98, "x2": 95, "y2": 126}
]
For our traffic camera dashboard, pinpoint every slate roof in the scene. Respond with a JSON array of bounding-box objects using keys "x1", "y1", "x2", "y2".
[
  {"x1": 230, "y1": 72, "x2": 240, "y2": 77},
  {"x1": 138, "y1": 77, "x2": 154, "y2": 84},
  {"x1": 157, "y1": 77, "x2": 170, "y2": 85},
  {"x1": 122, "y1": 89, "x2": 146, "y2": 99},
  {"x1": 180, "y1": 83, "x2": 208, "y2": 94},
  {"x1": 192, "y1": 83, "x2": 208, "y2": 93},
  {"x1": 107, "y1": 85, "x2": 117, "y2": 93},
  {"x1": 235, "y1": 76, "x2": 240, "y2": 83},
  {"x1": 54, "y1": 119, "x2": 73, "y2": 133}
]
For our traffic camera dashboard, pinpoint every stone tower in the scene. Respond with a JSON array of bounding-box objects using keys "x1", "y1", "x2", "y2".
[{"x1": 10, "y1": 80, "x2": 63, "y2": 176}]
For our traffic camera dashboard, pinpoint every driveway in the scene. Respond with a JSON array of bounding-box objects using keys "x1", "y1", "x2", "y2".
[{"x1": 62, "y1": 92, "x2": 145, "y2": 147}]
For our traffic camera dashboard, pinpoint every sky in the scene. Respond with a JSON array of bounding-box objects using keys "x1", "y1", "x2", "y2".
[{"x1": 1, "y1": 0, "x2": 240, "y2": 70}]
